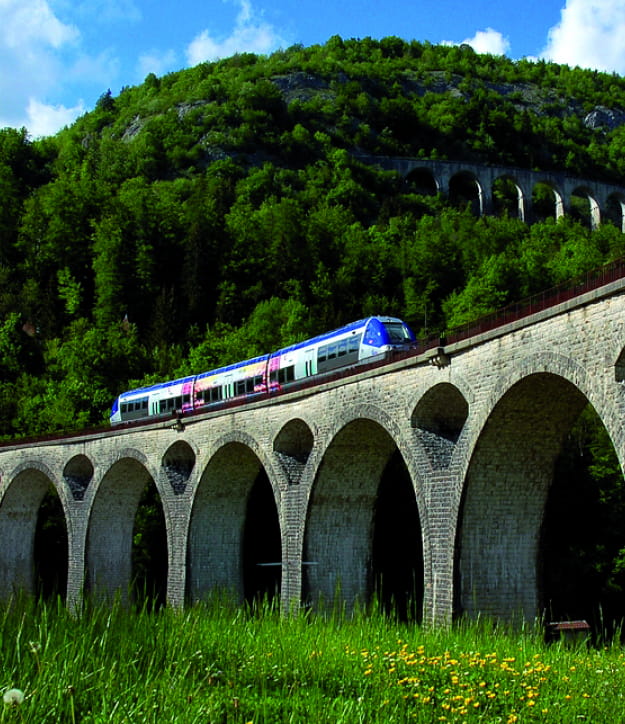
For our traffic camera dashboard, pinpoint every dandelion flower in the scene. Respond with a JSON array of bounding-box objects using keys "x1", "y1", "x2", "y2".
[{"x1": 3, "y1": 689, "x2": 24, "y2": 707}]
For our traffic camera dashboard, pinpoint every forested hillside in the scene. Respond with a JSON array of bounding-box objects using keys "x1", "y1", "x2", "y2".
[
  {"x1": 2, "y1": 36, "x2": 625, "y2": 436},
  {"x1": 3, "y1": 35, "x2": 625, "y2": 626}
]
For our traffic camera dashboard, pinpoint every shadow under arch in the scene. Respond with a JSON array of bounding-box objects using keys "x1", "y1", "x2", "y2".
[
  {"x1": 412, "y1": 382, "x2": 469, "y2": 470},
  {"x1": 35, "y1": 484, "x2": 69, "y2": 600},
  {"x1": 455, "y1": 372, "x2": 598, "y2": 623},
  {"x1": 493, "y1": 175, "x2": 526, "y2": 220},
  {"x1": 405, "y1": 167, "x2": 439, "y2": 196},
  {"x1": 188, "y1": 441, "x2": 281, "y2": 605},
  {"x1": 570, "y1": 185, "x2": 600, "y2": 230},
  {"x1": 304, "y1": 418, "x2": 423, "y2": 617},
  {"x1": 449, "y1": 171, "x2": 483, "y2": 215},
  {"x1": 0, "y1": 464, "x2": 68, "y2": 601}
]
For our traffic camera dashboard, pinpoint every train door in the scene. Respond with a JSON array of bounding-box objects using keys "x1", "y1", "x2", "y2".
[
  {"x1": 223, "y1": 374, "x2": 234, "y2": 399},
  {"x1": 303, "y1": 347, "x2": 315, "y2": 378}
]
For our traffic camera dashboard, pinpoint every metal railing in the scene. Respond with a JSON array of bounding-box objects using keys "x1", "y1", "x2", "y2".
[{"x1": 441, "y1": 257, "x2": 625, "y2": 346}]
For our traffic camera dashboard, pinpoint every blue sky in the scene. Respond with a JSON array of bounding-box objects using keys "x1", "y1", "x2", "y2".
[{"x1": 2, "y1": 0, "x2": 625, "y2": 137}]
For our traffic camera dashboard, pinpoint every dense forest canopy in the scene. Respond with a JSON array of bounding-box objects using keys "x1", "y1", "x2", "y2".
[{"x1": 2, "y1": 36, "x2": 625, "y2": 436}]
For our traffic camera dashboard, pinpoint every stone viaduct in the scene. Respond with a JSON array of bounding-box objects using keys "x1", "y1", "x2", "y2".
[
  {"x1": 2, "y1": 273, "x2": 625, "y2": 626},
  {"x1": 357, "y1": 154, "x2": 625, "y2": 230}
]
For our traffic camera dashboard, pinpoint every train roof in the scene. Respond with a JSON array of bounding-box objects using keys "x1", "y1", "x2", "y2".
[
  {"x1": 195, "y1": 353, "x2": 269, "y2": 380},
  {"x1": 271, "y1": 316, "x2": 403, "y2": 356},
  {"x1": 118, "y1": 375, "x2": 196, "y2": 400}
]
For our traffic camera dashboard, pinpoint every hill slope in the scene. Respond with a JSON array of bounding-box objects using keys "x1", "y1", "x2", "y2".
[{"x1": 1, "y1": 37, "x2": 625, "y2": 435}]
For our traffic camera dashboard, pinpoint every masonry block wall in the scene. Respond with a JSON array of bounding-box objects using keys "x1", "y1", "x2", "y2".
[{"x1": 1, "y1": 279, "x2": 625, "y2": 624}]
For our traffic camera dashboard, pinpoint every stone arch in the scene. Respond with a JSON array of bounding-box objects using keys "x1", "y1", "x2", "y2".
[
  {"x1": 274, "y1": 418, "x2": 314, "y2": 485},
  {"x1": 162, "y1": 440, "x2": 196, "y2": 495},
  {"x1": 531, "y1": 180, "x2": 564, "y2": 222},
  {"x1": 0, "y1": 463, "x2": 66, "y2": 600},
  {"x1": 492, "y1": 174, "x2": 526, "y2": 221},
  {"x1": 63, "y1": 454, "x2": 94, "y2": 501},
  {"x1": 570, "y1": 185, "x2": 601, "y2": 229},
  {"x1": 86, "y1": 455, "x2": 157, "y2": 602},
  {"x1": 188, "y1": 438, "x2": 281, "y2": 604},
  {"x1": 455, "y1": 353, "x2": 604, "y2": 623},
  {"x1": 405, "y1": 166, "x2": 439, "y2": 196},
  {"x1": 449, "y1": 170, "x2": 484, "y2": 215},
  {"x1": 605, "y1": 192, "x2": 625, "y2": 232},
  {"x1": 304, "y1": 406, "x2": 424, "y2": 614},
  {"x1": 412, "y1": 383, "x2": 469, "y2": 470}
]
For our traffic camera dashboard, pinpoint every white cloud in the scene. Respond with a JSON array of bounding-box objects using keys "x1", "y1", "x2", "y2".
[
  {"x1": 0, "y1": 0, "x2": 82, "y2": 131},
  {"x1": 443, "y1": 28, "x2": 511, "y2": 56},
  {"x1": 1, "y1": 0, "x2": 79, "y2": 50},
  {"x1": 542, "y1": 0, "x2": 625, "y2": 73},
  {"x1": 138, "y1": 49, "x2": 179, "y2": 81},
  {"x1": 186, "y1": 0, "x2": 287, "y2": 66},
  {"x1": 25, "y1": 98, "x2": 86, "y2": 138},
  {"x1": 0, "y1": 0, "x2": 124, "y2": 135}
]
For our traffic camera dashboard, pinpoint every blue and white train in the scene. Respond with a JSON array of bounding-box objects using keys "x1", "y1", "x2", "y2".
[{"x1": 110, "y1": 316, "x2": 416, "y2": 425}]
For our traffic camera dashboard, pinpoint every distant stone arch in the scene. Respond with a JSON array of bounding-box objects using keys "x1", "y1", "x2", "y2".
[
  {"x1": 531, "y1": 180, "x2": 564, "y2": 222},
  {"x1": 492, "y1": 174, "x2": 526, "y2": 221},
  {"x1": 605, "y1": 192, "x2": 625, "y2": 232},
  {"x1": 449, "y1": 170, "x2": 484, "y2": 215},
  {"x1": 405, "y1": 166, "x2": 439, "y2": 196},
  {"x1": 571, "y1": 185, "x2": 601, "y2": 230}
]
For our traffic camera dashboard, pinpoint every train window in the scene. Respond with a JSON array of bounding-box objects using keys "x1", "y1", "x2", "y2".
[
  {"x1": 327, "y1": 344, "x2": 337, "y2": 359},
  {"x1": 183, "y1": 394, "x2": 190, "y2": 405},
  {"x1": 253, "y1": 375, "x2": 263, "y2": 389},
  {"x1": 318, "y1": 346, "x2": 327, "y2": 362},
  {"x1": 338, "y1": 339, "x2": 347, "y2": 357},
  {"x1": 210, "y1": 387, "x2": 222, "y2": 402},
  {"x1": 142, "y1": 400, "x2": 148, "y2": 409},
  {"x1": 349, "y1": 335, "x2": 360, "y2": 353},
  {"x1": 235, "y1": 380, "x2": 246, "y2": 396},
  {"x1": 279, "y1": 366, "x2": 295, "y2": 383},
  {"x1": 121, "y1": 403, "x2": 128, "y2": 414}
]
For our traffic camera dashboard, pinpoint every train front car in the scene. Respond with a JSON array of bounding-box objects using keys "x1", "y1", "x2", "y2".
[
  {"x1": 359, "y1": 316, "x2": 416, "y2": 359},
  {"x1": 267, "y1": 316, "x2": 416, "y2": 392}
]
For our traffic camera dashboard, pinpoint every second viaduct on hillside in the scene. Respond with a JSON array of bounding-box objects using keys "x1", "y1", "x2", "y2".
[
  {"x1": 359, "y1": 155, "x2": 625, "y2": 230},
  {"x1": 2, "y1": 276, "x2": 625, "y2": 625}
]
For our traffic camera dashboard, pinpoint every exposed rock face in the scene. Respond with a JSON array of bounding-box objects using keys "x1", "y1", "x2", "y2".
[{"x1": 584, "y1": 106, "x2": 625, "y2": 131}]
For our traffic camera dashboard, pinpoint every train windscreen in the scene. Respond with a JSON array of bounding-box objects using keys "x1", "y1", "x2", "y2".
[{"x1": 384, "y1": 322, "x2": 414, "y2": 344}]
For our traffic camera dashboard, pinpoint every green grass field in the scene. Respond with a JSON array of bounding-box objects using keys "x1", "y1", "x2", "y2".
[{"x1": 0, "y1": 596, "x2": 623, "y2": 722}]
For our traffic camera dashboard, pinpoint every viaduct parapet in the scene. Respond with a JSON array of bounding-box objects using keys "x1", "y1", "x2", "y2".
[{"x1": 2, "y1": 278, "x2": 625, "y2": 625}]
